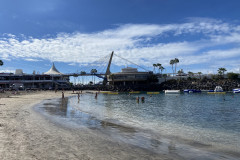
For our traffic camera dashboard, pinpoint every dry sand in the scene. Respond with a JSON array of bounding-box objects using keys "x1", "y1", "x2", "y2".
[{"x1": 0, "y1": 91, "x2": 168, "y2": 160}]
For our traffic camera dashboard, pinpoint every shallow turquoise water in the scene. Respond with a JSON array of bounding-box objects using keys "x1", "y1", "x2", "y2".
[{"x1": 38, "y1": 92, "x2": 240, "y2": 155}]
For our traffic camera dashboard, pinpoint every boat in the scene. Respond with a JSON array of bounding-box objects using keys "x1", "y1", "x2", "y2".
[
  {"x1": 108, "y1": 92, "x2": 119, "y2": 95},
  {"x1": 184, "y1": 89, "x2": 201, "y2": 93},
  {"x1": 208, "y1": 86, "x2": 226, "y2": 94},
  {"x1": 165, "y1": 90, "x2": 180, "y2": 94},
  {"x1": 129, "y1": 91, "x2": 140, "y2": 94},
  {"x1": 147, "y1": 92, "x2": 160, "y2": 94},
  {"x1": 233, "y1": 88, "x2": 240, "y2": 93}
]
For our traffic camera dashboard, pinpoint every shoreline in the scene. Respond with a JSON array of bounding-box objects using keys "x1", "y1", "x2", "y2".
[
  {"x1": 0, "y1": 91, "x2": 166, "y2": 160},
  {"x1": 36, "y1": 95, "x2": 240, "y2": 159},
  {"x1": 0, "y1": 91, "x2": 239, "y2": 159}
]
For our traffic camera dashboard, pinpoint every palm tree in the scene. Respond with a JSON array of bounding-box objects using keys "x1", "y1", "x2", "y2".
[
  {"x1": 170, "y1": 59, "x2": 175, "y2": 76},
  {"x1": 0, "y1": 60, "x2": 3, "y2": 66},
  {"x1": 153, "y1": 64, "x2": 157, "y2": 73},
  {"x1": 174, "y1": 58, "x2": 179, "y2": 74},
  {"x1": 218, "y1": 68, "x2": 227, "y2": 77}
]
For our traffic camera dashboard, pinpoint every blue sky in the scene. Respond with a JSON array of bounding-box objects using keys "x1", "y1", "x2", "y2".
[{"x1": 1, "y1": 0, "x2": 240, "y2": 79}]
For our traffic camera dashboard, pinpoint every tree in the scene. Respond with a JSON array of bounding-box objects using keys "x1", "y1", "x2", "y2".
[
  {"x1": 156, "y1": 63, "x2": 161, "y2": 74},
  {"x1": 160, "y1": 66, "x2": 165, "y2": 75},
  {"x1": 178, "y1": 69, "x2": 184, "y2": 75},
  {"x1": 227, "y1": 72, "x2": 239, "y2": 80},
  {"x1": 218, "y1": 68, "x2": 227, "y2": 77},
  {"x1": 0, "y1": 60, "x2": 3, "y2": 66},
  {"x1": 174, "y1": 58, "x2": 179, "y2": 74},
  {"x1": 89, "y1": 81, "x2": 93, "y2": 85},
  {"x1": 153, "y1": 64, "x2": 157, "y2": 73},
  {"x1": 170, "y1": 59, "x2": 175, "y2": 76},
  {"x1": 188, "y1": 71, "x2": 194, "y2": 77}
]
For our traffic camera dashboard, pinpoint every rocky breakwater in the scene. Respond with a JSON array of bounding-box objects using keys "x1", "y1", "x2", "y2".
[{"x1": 160, "y1": 78, "x2": 240, "y2": 91}]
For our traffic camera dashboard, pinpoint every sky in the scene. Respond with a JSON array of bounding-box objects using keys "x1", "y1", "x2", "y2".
[{"x1": 1, "y1": 0, "x2": 240, "y2": 79}]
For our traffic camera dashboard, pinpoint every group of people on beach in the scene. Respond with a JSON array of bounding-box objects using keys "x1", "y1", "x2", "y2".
[{"x1": 62, "y1": 89, "x2": 147, "y2": 104}]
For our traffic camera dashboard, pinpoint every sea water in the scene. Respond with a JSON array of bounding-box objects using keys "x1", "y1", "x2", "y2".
[{"x1": 38, "y1": 92, "x2": 240, "y2": 158}]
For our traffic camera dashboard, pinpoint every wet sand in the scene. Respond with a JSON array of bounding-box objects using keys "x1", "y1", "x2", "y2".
[
  {"x1": 0, "y1": 91, "x2": 168, "y2": 160},
  {"x1": 0, "y1": 91, "x2": 239, "y2": 160}
]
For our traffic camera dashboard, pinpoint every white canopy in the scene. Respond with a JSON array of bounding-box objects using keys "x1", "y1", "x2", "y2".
[{"x1": 44, "y1": 63, "x2": 62, "y2": 75}]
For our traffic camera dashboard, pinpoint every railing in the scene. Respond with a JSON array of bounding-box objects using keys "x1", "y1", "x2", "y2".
[
  {"x1": 0, "y1": 80, "x2": 69, "y2": 83},
  {"x1": 65, "y1": 73, "x2": 106, "y2": 76}
]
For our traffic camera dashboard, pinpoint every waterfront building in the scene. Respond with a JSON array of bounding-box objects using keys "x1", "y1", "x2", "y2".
[
  {"x1": 107, "y1": 67, "x2": 153, "y2": 86},
  {"x1": 0, "y1": 63, "x2": 70, "y2": 90}
]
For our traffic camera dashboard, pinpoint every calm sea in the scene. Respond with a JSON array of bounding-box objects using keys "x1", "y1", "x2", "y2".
[{"x1": 37, "y1": 92, "x2": 240, "y2": 158}]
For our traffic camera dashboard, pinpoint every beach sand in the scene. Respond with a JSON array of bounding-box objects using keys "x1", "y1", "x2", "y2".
[{"x1": 0, "y1": 91, "x2": 168, "y2": 160}]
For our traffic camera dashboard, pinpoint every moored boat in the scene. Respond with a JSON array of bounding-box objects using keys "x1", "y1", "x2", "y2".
[
  {"x1": 233, "y1": 88, "x2": 240, "y2": 93},
  {"x1": 208, "y1": 86, "x2": 226, "y2": 94},
  {"x1": 129, "y1": 91, "x2": 140, "y2": 94},
  {"x1": 184, "y1": 89, "x2": 201, "y2": 93},
  {"x1": 108, "y1": 92, "x2": 119, "y2": 95},
  {"x1": 165, "y1": 90, "x2": 180, "y2": 94},
  {"x1": 147, "y1": 92, "x2": 160, "y2": 94}
]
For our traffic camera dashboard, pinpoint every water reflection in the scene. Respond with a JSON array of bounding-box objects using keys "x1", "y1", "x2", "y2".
[
  {"x1": 42, "y1": 98, "x2": 68, "y2": 117},
  {"x1": 41, "y1": 97, "x2": 137, "y2": 133},
  {"x1": 39, "y1": 97, "x2": 172, "y2": 153},
  {"x1": 36, "y1": 94, "x2": 240, "y2": 159}
]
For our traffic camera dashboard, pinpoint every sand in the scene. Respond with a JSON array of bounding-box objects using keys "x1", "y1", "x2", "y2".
[
  {"x1": 1, "y1": 91, "x2": 239, "y2": 160},
  {"x1": 0, "y1": 91, "x2": 168, "y2": 160}
]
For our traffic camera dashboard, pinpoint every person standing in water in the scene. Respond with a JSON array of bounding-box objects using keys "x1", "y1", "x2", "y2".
[
  {"x1": 136, "y1": 96, "x2": 139, "y2": 103},
  {"x1": 141, "y1": 96, "x2": 145, "y2": 103},
  {"x1": 95, "y1": 92, "x2": 98, "y2": 99}
]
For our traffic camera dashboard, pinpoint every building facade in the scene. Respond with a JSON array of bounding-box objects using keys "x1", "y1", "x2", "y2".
[
  {"x1": 0, "y1": 63, "x2": 70, "y2": 90},
  {"x1": 107, "y1": 67, "x2": 153, "y2": 86}
]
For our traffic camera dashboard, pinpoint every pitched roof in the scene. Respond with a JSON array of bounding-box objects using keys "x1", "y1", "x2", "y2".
[{"x1": 44, "y1": 63, "x2": 62, "y2": 75}]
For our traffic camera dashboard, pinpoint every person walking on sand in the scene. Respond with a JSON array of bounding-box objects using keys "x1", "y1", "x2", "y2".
[{"x1": 62, "y1": 91, "x2": 64, "y2": 98}]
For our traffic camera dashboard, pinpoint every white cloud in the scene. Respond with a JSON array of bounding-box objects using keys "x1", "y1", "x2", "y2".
[
  {"x1": 0, "y1": 19, "x2": 240, "y2": 73},
  {"x1": 25, "y1": 58, "x2": 42, "y2": 62},
  {"x1": 0, "y1": 70, "x2": 15, "y2": 73}
]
